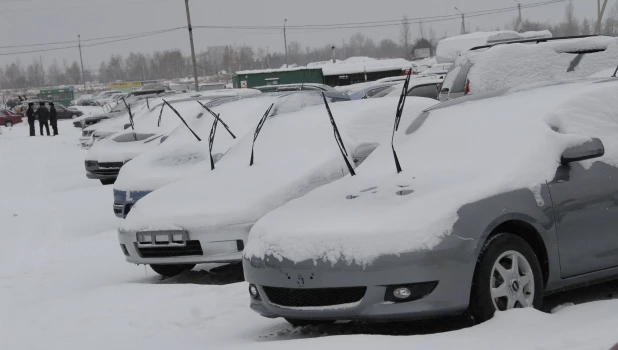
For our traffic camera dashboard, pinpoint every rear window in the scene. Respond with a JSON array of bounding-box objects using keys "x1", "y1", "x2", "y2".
[{"x1": 407, "y1": 84, "x2": 439, "y2": 99}]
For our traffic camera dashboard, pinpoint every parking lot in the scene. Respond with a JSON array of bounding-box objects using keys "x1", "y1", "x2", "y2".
[{"x1": 0, "y1": 121, "x2": 617, "y2": 350}]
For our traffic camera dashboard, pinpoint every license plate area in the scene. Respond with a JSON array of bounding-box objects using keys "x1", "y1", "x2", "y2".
[{"x1": 136, "y1": 231, "x2": 188, "y2": 248}]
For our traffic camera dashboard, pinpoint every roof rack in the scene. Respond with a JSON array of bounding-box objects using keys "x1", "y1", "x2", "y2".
[{"x1": 469, "y1": 34, "x2": 603, "y2": 51}]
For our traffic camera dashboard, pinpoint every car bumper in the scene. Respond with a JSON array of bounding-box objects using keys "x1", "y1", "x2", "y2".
[
  {"x1": 79, "y1": 136, "x2": 93, "y2": 149},
  {"x1": 113, "y1": 189, "x2": 151, "y2": 219},
  {"x1": 117, "y1": 224, "x2": 252, "y2": 265},
  {"x1": 85, "y1": 161, "x2": 124, "y2": 180},
  {"x1": 243, "y1": 239, "x2": 478, "y2": 321}
]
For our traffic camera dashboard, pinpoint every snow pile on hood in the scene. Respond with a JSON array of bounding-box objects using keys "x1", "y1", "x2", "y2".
[
  {"x1": 436, "y1": 30, "x2": 553, "y2": 63},
  {"x1": 114, "y1": 93, "x2": 331, "y2": 192},
  {"x1": 245, "y1": 78, "x2": 618, "y2": 266},
  {"x1": 466, "y1": 36, "x2": 618, "y2": 94},
  {"x1": 120, "y1": 97, "x2": 438, "y2": 232}
]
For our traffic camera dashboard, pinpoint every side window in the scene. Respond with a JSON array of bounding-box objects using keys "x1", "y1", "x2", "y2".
[
  {"x1": 365, "y1": 86, "x2": 390, "y2": 98},
  {"x1": 450, "y1": 61, "x2": 472, "y2": 94},
  {"x1": 407, "y1": 84, "x2": 439, "y2": 99}
]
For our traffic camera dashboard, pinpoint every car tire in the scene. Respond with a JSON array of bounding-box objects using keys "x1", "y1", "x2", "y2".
[
  {"x1": 100, "y1": 179, "x2": 116, "y2": 185},
  {"x1": 284, "y1": 318, "x2": 336, "y2": 328},
  {"x1": 150, "y1": 264, "x2": 196, "y2": 278},
  {"x1": 469, "y1": 233, "x2": 543, "y2": 323},
  {"x1": 5, "y1": 121, "x2": 12, "y2": 127}
]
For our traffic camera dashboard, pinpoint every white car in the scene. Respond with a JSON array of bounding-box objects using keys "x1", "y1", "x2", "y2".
[
  {"x1": 372, "y1": 75, "x2": 445, "y2": 100},
  {"x1": 112, "y1": 91, "x2": 348, "y2": 218},
  {"x1": 118, "y1": 94, "x2": 437, "y2": 277}
]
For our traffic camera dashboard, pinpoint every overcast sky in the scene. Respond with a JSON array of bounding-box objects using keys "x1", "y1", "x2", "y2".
[{"x1": 0, "y1": 0, "x2": 601, "y2": 70}]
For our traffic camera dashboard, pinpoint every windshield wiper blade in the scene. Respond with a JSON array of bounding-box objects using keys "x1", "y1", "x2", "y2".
[
  {"x1": 162, "y1": 99, "x2": 202, "y2": 141},
  {"x1": 208, "y1": 114, "x2": 219, "y2": 170},
  {"x1": 392, "y1": 68, "x2": 412, "y2": 174},
  {"x1": 197, "y1": 101, "x2": 236, "y2": 139},
  {"x1": 121, "y1": 97, "x2": 137, "y2": 141},
  {"x1": 157, "y1": 103, "x2": 165, "y2": 127},
  {"x1": 321, "y1": 92, "x2": 355, "y2": 176},
  {"x1": 146, "y1": 98, "x2": 150, "y2": 110},
  {"x1": 250, "y1": 103, "x2": 274, "y2": 166}
]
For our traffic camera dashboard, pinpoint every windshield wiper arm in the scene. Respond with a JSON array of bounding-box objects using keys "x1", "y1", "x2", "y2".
[
  {"x1": 249, "y1": 103, "x2": 274, "y2": 166},
  {"x1": 392, "y1": 68, "x2": 412, "y2": 174},
  {"x1": 197, "y1": 101, "x2": 236, "y2": 139},
  {"x1": 157, "y1": 103, "x2": 165, "y2": 127},
  {"x1": 208, "y1": 114, "x2": 219, "y2": 170},
  {"x1": 121, "y1": 97, "x2": 137, "y2": 141},
  {"x1": 321, "y1": 92, "x2": 355, "y2": 176},
  {"x1": 162, "y1": 99, "x2": 202, "y2": 141}
]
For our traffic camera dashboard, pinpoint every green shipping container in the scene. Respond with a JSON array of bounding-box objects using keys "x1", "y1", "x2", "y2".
[
  {"x1": 233, "y1": 68, "x2": 324, "y2": 89},
  {"x1": 38, "y1": 87, "x2": 75, "y2": 107}
]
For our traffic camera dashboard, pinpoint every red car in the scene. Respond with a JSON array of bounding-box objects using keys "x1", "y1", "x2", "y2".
[{"x1": 0, "y1": 109, "x2": 23, "y2": 127}]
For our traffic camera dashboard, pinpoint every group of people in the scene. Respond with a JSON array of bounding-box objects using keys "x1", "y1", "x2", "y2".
[{"x1": 26, "y1": 102, "x2": 58, "y2": 137}]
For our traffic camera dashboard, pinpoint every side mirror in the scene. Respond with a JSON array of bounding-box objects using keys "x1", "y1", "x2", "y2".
[{"x1": 561, "y1": 138, "x2": 605, "y2": 165}]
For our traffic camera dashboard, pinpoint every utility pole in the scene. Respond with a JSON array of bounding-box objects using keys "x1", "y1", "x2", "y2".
[
  {"x1": 266, "y1": 46, "x2": 270, "y2": 69},
  {"x1": 283, "y1": 19, "x2": 289, "y2": 68},
  {"x1": 455, "y1": 7, "x2": 465, "y2": 34},
  {"x1": 342, "y1": 39, "x2": 346, "y2": 60},
  {"x1": 515, "y1": 1, "x2": 523, "y2": 33},
  {"x1": 184, "y1": 0, "x2": 200, "y2": 92},
  {"x1": 596, "y1": 0, "x2": 609, "y2": 34},
  {"x1": 78, "y1": 34, "x2": 87, "y2": 91},
  {"x1": 39, "y1": 56, "x2": 44, "y2": 87}
]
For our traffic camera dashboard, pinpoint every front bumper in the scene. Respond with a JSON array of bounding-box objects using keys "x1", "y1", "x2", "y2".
[
  {"x1": 113, "y1": 189, "x2": 151, "y2": 218},
  {"x1": 85, "y1": 161, "x2": 124, "y2": 180},
  {"x1": 118, "y1": 224, "x2": 253, "y2": 265},
  {"x1": 243, "y1": 239, "x2": 478, "y2": 321},
  {"x1": 79, "y1": 136, "x2": 93, "y2": 149}
]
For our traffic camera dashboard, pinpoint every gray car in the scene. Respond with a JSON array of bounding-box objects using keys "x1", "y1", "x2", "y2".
[{"x1": 243, "y1": 77, "x2": 618, "y2": 326}]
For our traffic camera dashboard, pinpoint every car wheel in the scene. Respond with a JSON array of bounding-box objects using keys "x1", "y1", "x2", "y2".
[
  {"x1": 150, "y1": 264, "x2": 196, "y2": 278},
  {"x1": 469, "y1": 233, "x2": 543, "y2": 323},
  {"x1": 284, "y1": 318, "x2": 336, "y2": 328},
  {"x1": 99, "y1": 178, "x2": 116, "y2": 185},
  {"x1": 5, "y1": 121, "x2": 12, "y2": 127}
]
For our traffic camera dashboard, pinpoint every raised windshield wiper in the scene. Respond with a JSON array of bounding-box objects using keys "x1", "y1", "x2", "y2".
[
  {"x1": 391, "y1": 68, "x2": 412, "y2": 174},
  {"x1": 157, "y1": 103, "x2": 165, "y2": 127},
  {"x1": 121, "y1": 97, "x2": 137, "y2": 141},
  {"x1": 197, "y1": 101, "x2": 236, "y2": 139},
  {"x1": 249, "y1": 103, "x2": 275, "y2": 166},
  {"x1": 162, "y1": 99, "x2": 202, "y2": 141},
  {"x1": 321, "y1": 92, "x2": 355, "y2": 176},
  {"x1": 208, "y1": 113, "x2": 219, "y2": 170}
]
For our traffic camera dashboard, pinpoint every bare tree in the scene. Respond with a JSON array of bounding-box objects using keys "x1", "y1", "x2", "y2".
[{"x1": 563, "y1": 0, "x2": 579, "y2": 36}]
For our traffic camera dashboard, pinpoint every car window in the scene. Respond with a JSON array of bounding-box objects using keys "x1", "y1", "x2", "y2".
[
  {"x1": 365, "y1": 86, "x2": 391, "y2": 99},
  {"x1": 407, "y1": 84, "x2": 439, "y2": 99},
  {"x1": 450, "y1": 61, "x2": 472, "y2": 94}
]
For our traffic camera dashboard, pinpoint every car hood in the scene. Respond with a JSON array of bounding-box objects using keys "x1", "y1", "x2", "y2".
[
  {"x1": 120, "y1": 97, "x2": 438, "y2": 233},
  {"x1": 244, "y1": 78, "x2": 618, "y2": 266},
  {"x1": 86, "y1": 130, "x2": 164, "y2": 163}
]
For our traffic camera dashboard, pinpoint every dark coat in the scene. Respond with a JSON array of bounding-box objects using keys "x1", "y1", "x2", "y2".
[
  {"x1": 34, "y1": 106, "x2": 49, "y2": 123},
  {"x1": 26, "y1": 107, "x2": 35, "y2": 123},
  {"x1": 49, "y1": 106, "x2": 57, "y2": 122}
]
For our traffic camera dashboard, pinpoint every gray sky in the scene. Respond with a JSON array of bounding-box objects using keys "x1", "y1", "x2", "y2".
[{"x1": 0, "y1": 0, "x2": 601, "y2": 70}]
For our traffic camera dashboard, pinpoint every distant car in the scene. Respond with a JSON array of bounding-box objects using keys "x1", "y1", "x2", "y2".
[
  {"x1": 253, "y1": 83, "x2": 335, "y2": 93},
  {"x1": 0, "y1": 109, "x2": 23, "y2": 127},
  {"x1": 439, "y1": 35, "x2": 618, "y2": 101},
  {"x1": 417, "y1": 63, "x2": 452, "y2": 76},
  {"x1": 129, "y1": 84, "x2": 169, "y2": 96},
  {"x1": 243, "y1": 76, "x2": 618, "y2": 327},
  {"x1": 372, "y1": 75, "x2": 445, "y2": 100}
]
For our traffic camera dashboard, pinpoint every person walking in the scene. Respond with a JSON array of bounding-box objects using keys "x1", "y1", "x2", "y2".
[
  {"x1": 26, "y1": 102, "x2": 35, "y2": 136},
  {"x1": 34, "y1": 102, "x2": 50, "y2": 136},
  {"x1": 49, "y1": 102, "x2": 58, "y2": 136}
]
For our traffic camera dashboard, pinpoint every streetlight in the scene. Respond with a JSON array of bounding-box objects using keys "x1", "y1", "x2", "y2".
[{"x1": 454, "y1": 7, "x2": 465, "y2": 34}]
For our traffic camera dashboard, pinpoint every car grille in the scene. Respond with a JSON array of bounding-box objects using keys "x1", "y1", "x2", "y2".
[
  {"x1": 91, "y1": 162, "x2": 123, "y2": 176},
  {"x1": 262, "y1": 286, "x2": 367, "y2": 308},
  {"x1": 92, "y1": 168, "x2": 120, "y2": 176},
  {"x1": 136, "y1": 240, "x2": 203, "y2": 258},
  {"x1": 99, "y1": 162, "x2": 124, "y2": 168}
]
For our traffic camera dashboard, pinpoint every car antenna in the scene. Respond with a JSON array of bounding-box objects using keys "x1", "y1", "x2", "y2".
[
  {"x1": 197, "y1": 101, "x2": 236, "y2": 139},
  {"x1": 208, "y1": 113, "x2": 219, "y2": 170},
  {"x1": 162, "y1": 99, "x2": 201, "y2": 141},
  {"x1": 121, "y1": 97, "x2": 137, "y2": 141},
  {"x1": 249, "y1": 103, "x2": 275, "y2": 166},
  {"x1": 321, "y1": 92, "x2": 356, "y2": 176},
  {"x1": 391, "y1": 68, "x2": 412, "y2": 174}
]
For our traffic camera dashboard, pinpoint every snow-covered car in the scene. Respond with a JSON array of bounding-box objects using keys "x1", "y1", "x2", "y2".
[
  {"x1": 243, "y1": 76, "x2": 618, "y2": 326},
  {"x1": 85, "y1": 94, "x2": 239, "y2": 185},
  {"x1": 372, "y1": 75, "x2": 444, "y2": 100},
  {"x1": 417, "y1": 63, "x2": 452, "y2": 76},
  {"x1": 253, "y1": 83, "x2": 336, "y2": 93},
  {"x1": 439, "y1": 35, "x2": 618, "y2": 101},
  {"x1": 118, "y1": 95, "x2": 437, "y2": 277},
  {"x1": 112, "y1": 91, "x2": 347, "y2": 219}
]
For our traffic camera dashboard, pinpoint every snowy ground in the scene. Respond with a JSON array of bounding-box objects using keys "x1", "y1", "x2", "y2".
[{"x1": 1, "y1": 121, "x2": 618, "y2": 350}]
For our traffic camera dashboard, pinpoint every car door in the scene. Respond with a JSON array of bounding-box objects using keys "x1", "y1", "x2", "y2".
[{"x1": 548, "y1": 142, "x2": 618, "y2": 278}]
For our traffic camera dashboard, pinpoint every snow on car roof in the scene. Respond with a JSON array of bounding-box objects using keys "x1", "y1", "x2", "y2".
[
  {"x1": 114, "y1": 92, "x2": 331, "y2": 192},
  {"x1": 119, "y1": 97, "x2": 438, "y2": 233},
  {"x1": 462, "y1": 36, "x2": 618, "y2": 95},
  {"x1": 244, "y1": 78, "x2": 618, "y2": 266}
]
